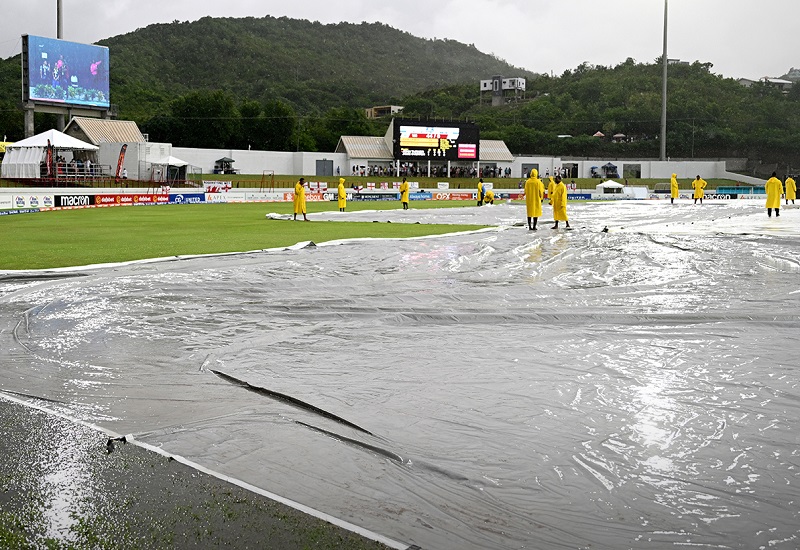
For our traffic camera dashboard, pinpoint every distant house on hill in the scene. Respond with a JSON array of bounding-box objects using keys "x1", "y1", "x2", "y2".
[
  {"x1": 737, "y1": 77, "x2": 793, "y2": 93},
  {"x1": 365, "y1": 105, "x2": 404, "y2": 119}
]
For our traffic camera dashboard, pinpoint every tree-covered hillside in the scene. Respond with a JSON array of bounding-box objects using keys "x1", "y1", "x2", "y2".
[
  {"x1": 398, "y1": 59, "x2": 800, "y2": 166},
  {"x1": 1, "y1": 17, "x2": 798, "y2": 168}
]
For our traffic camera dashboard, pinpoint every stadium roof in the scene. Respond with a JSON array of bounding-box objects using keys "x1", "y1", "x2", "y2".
[
  {"x1": 64, "y1": 117, "x2": 146, "y2": 146},
  {"x1": 335, "y1": 136, "x2": 393, "y2": 160},
  {"x1": 479, "y1": 140, "x2": 514, "y2": 162}
]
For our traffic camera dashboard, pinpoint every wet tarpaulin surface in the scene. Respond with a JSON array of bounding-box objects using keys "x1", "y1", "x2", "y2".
[{"x1": 2, "y1": 200, "x2": 799, "y2": 550}]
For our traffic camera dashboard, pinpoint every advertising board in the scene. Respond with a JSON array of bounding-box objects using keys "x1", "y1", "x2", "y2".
[{"x1": 23, "y1": 35, "x2": 110, "y2": 108}]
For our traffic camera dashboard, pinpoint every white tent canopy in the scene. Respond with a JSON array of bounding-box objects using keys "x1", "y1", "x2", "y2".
[
  {"x1": 1, "y1": 129, "x2": 98, "y2": 179},
  {"x1": 150, "y1": 155, "x2": 188, "y2": 167}
]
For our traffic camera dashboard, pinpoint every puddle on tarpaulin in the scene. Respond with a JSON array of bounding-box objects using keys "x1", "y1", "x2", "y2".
[{"x1": 2, "y1": 201, "x2": 800, "y2": 549}]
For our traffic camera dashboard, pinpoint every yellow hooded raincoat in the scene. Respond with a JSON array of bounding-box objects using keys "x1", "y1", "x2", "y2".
[
  {"x1": 551, "y1": 180, "x2": 569, "y2": 221},
  {"x1": 524, "y1": 169, "x2": 545, "y2": 218},
  {"x1": 337, "y1": 178, "x2": 346, "y2": 209},
  {"x1": 670, "y1": 173, "x2": 679, "y2": 199},
  {"x1": 399, "y1": 179, "x2": 409, "y2": 203},
  {"x1": 785, "y1": 177, "x2": 796, "y2": 201},
  {"x1": 692, "y1": 177, "x2": 707, "y2": 199},
  {"x1": 547, "y1": 177, "x2": 556, "y2": 202},
  {"x1": 294, "y1": 180, "x2": 306, "y2": 215},
  {"x1": 765, "y1": 176, "x2": 783, "y2": 209}
]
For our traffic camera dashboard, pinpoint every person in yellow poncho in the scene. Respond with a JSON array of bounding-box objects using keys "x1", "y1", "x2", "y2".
[
  {"x1": 484, "y1": 189, "x2": 495, "y2": 205},
  {"x1": 692, "y1": 175, "x2": 707, "y2": 205},
  {"x1": 550, "y1": 176, "x2": 571, "y2": 230},
  {"x1": 670, "y1": 173, "x2": 679, "y2": 204},
  {"x1": 785, "y1": 175, "x2": 796, "y2": 205},
  {"x1": 337, "y1": 177, "x2": 347, "y2": 212},
  {"x1": 293, "y1": 177, "x2": 308, "y2": 221},
  {"x1": 765, "y1": 172, "x2": 783, "y2": 217},
  {"x1": 547, "y1": 176, "x2": 556, "y2": 204},
  {"x1": 477, "y1": 178, "x2": 484, "y2": 206},
  {"x1": 524, "y1": 168, "x2": 545, "y2": 230},
  {"x1": 399, "y1": 177, "x2": 409, "y2": 210}
]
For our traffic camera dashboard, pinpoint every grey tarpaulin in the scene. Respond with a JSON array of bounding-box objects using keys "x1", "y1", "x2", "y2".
[{"x1": 2, "y1": 199, "x2": 799, "y2": 549}]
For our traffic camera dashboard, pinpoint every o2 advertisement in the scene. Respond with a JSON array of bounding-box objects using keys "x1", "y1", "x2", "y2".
[
  {"x1": 393, "y1": 119, "x2": 479, "y2": 162},
  {"x1": 23, "y1": 34, "x2": 110, "y2": 108}
]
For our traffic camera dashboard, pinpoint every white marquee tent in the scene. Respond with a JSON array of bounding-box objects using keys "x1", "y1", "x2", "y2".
[
  {"x1": 149, "y1": 155, "x2": 190, "y2": 182},
  {"x1": 0, "y1": 129, "x2": 98, "y2": 179}
]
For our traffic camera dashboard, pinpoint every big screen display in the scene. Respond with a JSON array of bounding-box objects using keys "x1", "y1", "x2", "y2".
[
  {"x1": 23, "y1": 35, "x2": 110, "y2": 108},
  {"x1": 393, "y1": 119, "x2": 479, "y2": 161}
]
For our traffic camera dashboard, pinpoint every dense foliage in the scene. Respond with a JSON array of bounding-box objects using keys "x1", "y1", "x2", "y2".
[
  {"x1": 400, "y1": 59, "x2": 800, "y2": 166},
  {"x1": 1, "y1": 16, "x2": 798, "y2": 167}
]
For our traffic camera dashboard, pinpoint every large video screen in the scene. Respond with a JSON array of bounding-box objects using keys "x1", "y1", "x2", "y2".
[
  {"x1": 393, "y1": 119, "x2": 479, "y2": 161},
  {"x1": 23, "y1": 35, "x2": 110, "y2": 108}
]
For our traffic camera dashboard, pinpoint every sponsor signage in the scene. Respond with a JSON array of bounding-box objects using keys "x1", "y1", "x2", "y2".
[
  {"x1": 204, "y1": 181, "x2": 232, "y2": 193},
  {"x1": 351, "y1": 192, "x2": 400, "y2": 202},
  {"x1": 95, "y1": 194, "x2": 169, "y2": 206},
  {"x1": 55, "y1": 194, "x2": 94, "y2": 207},
  {"x1": 323, "y1": 192, "x2": 354, "y2": 202},
  {"x1": 431, "y1": 192, "x2": 476, "y2": 201},
  {"x1": 410, "y1": 192, "x2": 432, "y2": 201},
  {"x1": 244, "y1": 192, "x2": 283, "y2": 202},
  {"x1": 8, "y1": 194, "x2": 55, "y2": 208},
  {"x1": 567, "y1": 193, "x2": 593, "y2": 200},
  {"x1": 170, "y1": 193, "x2": 205, "y2": 205}
]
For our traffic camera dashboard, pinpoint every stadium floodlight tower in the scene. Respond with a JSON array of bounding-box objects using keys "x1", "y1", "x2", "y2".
[
  {"x1": 660, "y1": 0, "x2": 668, "y2": 161},
  {"x1": 56, "y1": 0, "x2": 64, "y2": 130}
]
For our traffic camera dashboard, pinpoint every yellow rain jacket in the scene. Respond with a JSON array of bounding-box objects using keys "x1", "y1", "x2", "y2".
[
  {"x1": 692, "y1": 177, "x2": 707, "y2": 199},
  {"x1": 485, "y1": 189, "x2": 495, "y2": 204},
  {"x1": 785, "y1": 177, "x2": 796, "y2": 201},
  {"x1": 551, "y1": 181, "x2": 569, "y2": 221},
  {"x1": 765, "y1": 176, "x2": 783, "y2": 209},
  {"x1": 399, "y1": 179, "x2": 409, "y2": 203},
  {"x1": 477, "y1": 180, "x2": 484, "y2": 202},
  {"x1": 547, "y1": 177, "x2": 555, "y2": 202},
  {"x1": 524, "y1": 169, "x2": 545, "y2": 218},
  {"x1": 670, "y1": 173, "x2": 679, "y2": 199},
  {"x1": 294, "y1": 181, "x2": 306, "y2": 214},
  {"x1": 337, "y1": 178, "x2": 346, "y2": 209}
]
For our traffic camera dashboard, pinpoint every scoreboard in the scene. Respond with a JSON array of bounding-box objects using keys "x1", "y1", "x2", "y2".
[{"x1": 393, "y1": 119, "x2": 479, "y2": 161}]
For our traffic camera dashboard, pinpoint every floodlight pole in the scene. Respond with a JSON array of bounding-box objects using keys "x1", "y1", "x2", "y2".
[
  {"x1": 660, "y1": 0, "x2": 668, "y2": 161},
  {"x1": 56, "y1": 0, "x2": 66, "y2": 131},
  {"x1": 57, "y1": 0, "x2": 63, "y2": 38}
]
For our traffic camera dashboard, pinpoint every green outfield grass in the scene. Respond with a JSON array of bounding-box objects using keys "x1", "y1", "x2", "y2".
[{"x1": 0, "y1": 201, "x2": 488, "y2": 270}]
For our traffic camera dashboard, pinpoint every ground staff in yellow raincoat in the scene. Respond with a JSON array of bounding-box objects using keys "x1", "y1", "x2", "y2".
[
  {"x1": 293, "y1": 178, "x2": 308, "y2": 221},
  {"x1": 670, "y1": 173, "x2": 679, "y2": 204},
  {"x1": 785, "y1": 175, "x2": 796, "y2": 205},
  {"x1": 399, "y1": 177, "x2": 409, "y2": 210},
  {"x1": 477, "y1": 178, "x2": 484, "y2": 206},
  {"x1": 765, "y1": 172, "x2": 782, "y2": 217},
  {"x1": 547, "y1": 176, "x2": 556, "y2": 204},
  {"x1": 524, "y1": 168, "x2": 545, "y2": 230},
  {"x1": 337, "y1": 177, "x2": 347, "y2": 211},
  {"x1": 550, "y1": 176, "x2": 571, "y2": 230},
  {"x1": 692, "y1": 175, "x2": 707, "y2": 205},
  {"x1": 484, "y1": 189, "x2": 495, "y2": 204}
]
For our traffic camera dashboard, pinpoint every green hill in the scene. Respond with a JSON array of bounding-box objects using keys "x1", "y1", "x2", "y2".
[{"x1": 1, "y1": 17, "x2": 798, "y2": 168}]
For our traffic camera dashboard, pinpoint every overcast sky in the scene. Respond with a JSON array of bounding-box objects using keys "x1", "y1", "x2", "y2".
[{"x1": 1, "y1": 0, "x2": 797, "y2": 81}]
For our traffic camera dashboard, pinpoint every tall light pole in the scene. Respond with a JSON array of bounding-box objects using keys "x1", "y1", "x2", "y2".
[
  {"x1": 57, "y1": 0, "x2": 63, "y2": 38},
  {"x1": 56, "y1": 0, "x2": 65, "y2": 131},
  {"x1": 660, "y1": 0, "x2": 668, "y2": 161}
]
